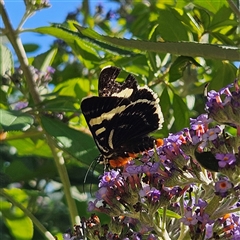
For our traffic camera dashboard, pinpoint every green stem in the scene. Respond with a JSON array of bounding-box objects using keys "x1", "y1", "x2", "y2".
[
  {"x1": 160, "y1": 207, "x2": 171, "y2": 240},
  {"x1": 177, "y1": 196, "x2": 189, "y2": 240},
  {"x1": 17, "y1": 9, "x2": 35, "y2": 31},
  {"x1": 0, "y1": 188, "x2": 55, "y2": 240},
  {"x1": 46, "y1": 136, "x2": 80, "y2": 226},
  {"x1": 161, "y1": 206, "x2": 167, "y2": 229}
]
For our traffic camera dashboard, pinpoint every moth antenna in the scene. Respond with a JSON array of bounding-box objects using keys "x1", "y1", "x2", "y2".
[
  {"x1": 204, "y1": 83, "x2": 209, "y2": 98},
  {"x1": 89, "y1": 158, "x2": 102, "y2": 195},
  {"x1": 83, "y1": 158, "x2": 98, "y2": 193}
]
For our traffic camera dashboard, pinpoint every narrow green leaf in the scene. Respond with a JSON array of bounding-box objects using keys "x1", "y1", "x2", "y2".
[
  {"x1": 32, "y1": 48, "x2": 57, "y2": 72},
  {"x1": 32, "y1": 22, "x2": 133, "y2": 58},
  {"x1": 0, "y1": 109, "x2": 34, "y2": 131},
  {"x1": 74, "y1": 25, "x2": 240, "y2": 61},
  {"x1": 157, "y1": 208, "x2": 181, "y2": 219},
  {"x1": 72, "y1": 39, "x2": 100, "y2": 68},
  {"x1": 209, "y1": 4, "x2": 233, "y2": 29},
  {"x1": 209, "y1": 19, "x2": 238, "y2": 32},
  {"x1": 146, "y1": 52, "x2": 159, "y2": 72},
  {"x1": 211, "y1": 32, "x2": 235, "y2": 46}
]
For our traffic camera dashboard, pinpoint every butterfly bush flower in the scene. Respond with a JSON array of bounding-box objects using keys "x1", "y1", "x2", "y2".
[
  {"x1": 67, "y1": 81, "x2": 240, "y2": 240},
  {"x1": 214, "y1": 177, "x2": 233, "y2": 197},
  {"x1": 180, "y1": 207, "x2": 198, "y2": 226},
  {"x1": 215, "y1": 153, "x2": 236, "y2": 168}
]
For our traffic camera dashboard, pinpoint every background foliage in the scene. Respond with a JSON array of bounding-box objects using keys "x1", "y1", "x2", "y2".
[{"x1": 0, "y1": 0, "x2": 239, "y2": 239}]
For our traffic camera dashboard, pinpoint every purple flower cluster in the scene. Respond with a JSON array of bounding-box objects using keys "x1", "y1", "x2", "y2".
[
  {"x1": 206, "y1": 82, "x2": 240, "y2": 134},
  {"x1": 29, "y1": 66, "x2": 55, "y2": 87},
  {"x1": 68, "y1": 82, "x2": 240, "y2": 240},
  {"x1": 5, "y1": 66, "x2": 55, "y2": 88}
]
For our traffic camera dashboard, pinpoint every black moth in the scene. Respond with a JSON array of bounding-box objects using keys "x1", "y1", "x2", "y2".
[{"x1": 81, "y1": 66, "x2": 164, "y2": 168}]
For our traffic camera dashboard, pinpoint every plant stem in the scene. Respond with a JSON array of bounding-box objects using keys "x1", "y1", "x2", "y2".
[
  {"x1": 0, "y1": 188, "x2": 55, "y2": 240},
  {"x1": 17, "y1": 9, "x2": 35, "y2": 31},
  {"x1": 46, "y1": 136, "x2": 80, "y2": 226},
  {"x1": 0, "y1": 2, "x2": 41, "y2": 105}
]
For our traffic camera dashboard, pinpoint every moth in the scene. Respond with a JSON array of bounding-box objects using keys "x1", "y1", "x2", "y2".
[{"x1": 81, "y1": 66, "x2": 164, "y2": 168}]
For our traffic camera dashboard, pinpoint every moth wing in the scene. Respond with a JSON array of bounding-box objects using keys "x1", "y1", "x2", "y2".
[
  {"x1": 108, "y1": 99, "x2": 161, "y2": 150},
  {"x1": 81, "y1": 96, "x2": 130, "y2": 155},
  {"x1": 98, "y1": 66, "x2": 138, "y2": 97}
]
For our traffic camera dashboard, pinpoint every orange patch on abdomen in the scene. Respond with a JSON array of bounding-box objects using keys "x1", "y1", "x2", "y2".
[{"x1": 109, "y1": 156, "x2": 133, "y2": 168}]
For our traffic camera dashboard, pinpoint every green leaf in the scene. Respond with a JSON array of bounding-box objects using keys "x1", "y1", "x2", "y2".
[
  {"x1": 146, "y1": 52, "x2": 160, "y2": 72},
  {"x1": 172, "y1": 94, "x2": 189, "y2": 131},
  {"x1": 208, "y1": 4, "x2": 233, "y2": 30},
  {"x1": 158, "y1": 208, "x2": 181, "y2": 219},
  {"x1": 5, "y1": 217, "x2": 33, "y2": 240},
  {"x1": 32, "y1": 48, "x2": 57, "y2": 72},
  {"x1": 40, "y1": 115, "x2": 98, "y2": 164},
  {"x1": 129, "y1": 2, "x2": 151, "y2": 38},
  {"x1": 0, "y1": 44, "x2": 14, "y2": 76},
  {"x1": 72, "y1": 39, "x2": 100, "y2": 68},
  {"x1": 169, "y1": 56, "x2": 201, "y2": 82},
  {"x1": 41, "y1": 96, "x2": 80, "y2": 112},
  {"x1": 33, "y1": 22, "x2": 133, "y2": 57},
  {"x1": 158, "y1": 88, "x2": 171, "y2": 135},
  {"x1": 211, "y1": 32, "x2": 235, "y2": 46},
  {"x1": 4, "y1": 159, "x2": 56, "y2": 183},
  {"x1": 209, "y1": 19, "x2": 237, "y2": 32},
  {"x1": 23, "y1": 43, "x2": 40, "y2": 53},
  {"x1": 193, "y1": 0, "x2": 226, "y2": 14},
  {"x1": 53, "y1": 78, "x2": 94, "y2": 98},
  {"x1": 74, "y1": 25, "x2": 240, "y2": 61},
  {"x1": 7, "y1": 137, "x2": 52, "y2": 158},
  {"x1": 31, "y1": 22, "x2": 133, "y2": 69},
  {"x1": 193, "y1": 7, "x2": 210, "y2": 30},
  {"x1": 0, "y1": 172, "x2": 11, "y2": 188},
  {"x1": 0, "y1": 109, "x2": 34, "y2": 131},
  {"x1": 32, "y1": 23, "x2": 102, "y2": 68},
  {"x1": 157, "y1": 8, "x2": 189, "y2": 41},
  {"x1": 210, "y1": 62, "x2": 237, "y2": 91}
]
